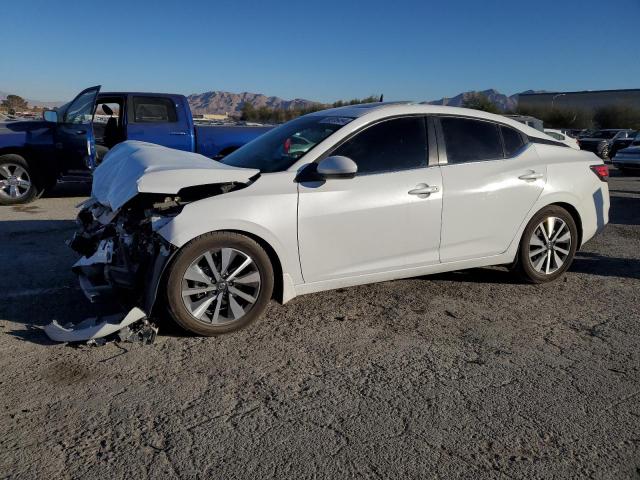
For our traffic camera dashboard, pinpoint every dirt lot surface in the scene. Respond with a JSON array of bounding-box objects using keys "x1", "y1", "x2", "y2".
[{"x1": 1, "y1": 172, "x2": 639, "y2": 479}]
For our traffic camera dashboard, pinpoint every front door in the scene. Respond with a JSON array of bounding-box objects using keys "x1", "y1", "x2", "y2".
[
  {"x1": 298, "y1": 116, "x2": 443, "y2": 284},
  {"x1": 55, "y1": 86, "x2": 101, "y2": 170},
  {"x1": 436, "y1": 116, "x2": 547, "y2": 262}
]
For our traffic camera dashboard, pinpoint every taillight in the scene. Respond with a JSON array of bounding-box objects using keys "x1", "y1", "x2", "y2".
[
  {"x1": 283, "y1": 138, "x2": 291, "y2": 154},
  {"x1": 590, "y1": 164, "x2": 609, "y2": 182}
]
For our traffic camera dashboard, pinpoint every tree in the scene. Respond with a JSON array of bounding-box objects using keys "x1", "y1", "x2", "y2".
[
  {"x1": 462, "y1": 93, "x2": 501, "y2": 114},
  {"x1": 593, "y1": 106, "x2": 640, "y2": 130},
  {"x1": 1, "y1": 95, "x2": 28, "y2": 114},
  {"x1": 240, "y1": 102, "x2": 256, "y2": 121},
  {"x1": 516, "y1": 105, "x2": 593, "y2": 129}
]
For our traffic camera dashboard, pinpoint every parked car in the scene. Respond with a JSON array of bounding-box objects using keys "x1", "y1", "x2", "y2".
[
  {"x1": 49, "y1": 103, "x2": 610, "y2": 340},
  {"x1": 610, "y1": 130, "x2": 638, "y2": 158},
  {"x1": 0, "y1": 86, "x2": 271, "y2": 205},
  {"x1": 612, "y1": 134, "x2": 640, "y2": 174},
  {"x1": 544, "y1": 129, "x2": 580, "y2": 149},
  {"x1": 577, "y1": 129, "x2": 636, "y2": 160},
  {"x1": 503, "y1": 114, "x2": 544, "y2": 132}
]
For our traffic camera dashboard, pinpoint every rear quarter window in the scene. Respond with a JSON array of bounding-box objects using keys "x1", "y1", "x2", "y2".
[{"x1": 501, "y1": 126, "x2": 527, "y2": 156}]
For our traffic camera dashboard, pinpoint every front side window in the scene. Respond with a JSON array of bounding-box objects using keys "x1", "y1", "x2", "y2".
[
  {"x1": 132, "y1": 97, "x2": 177, "y2": 123},
  {"x1": 64, "y1": 90, "x2": 98, "y2": 124},
  {"x1": 221, "y1": 115, "x2": 353, "y2": 173},
  {"x1": 441, "y1": 117, "x2": 503, "y2": 164},
  {"x1": 332, "y1": 117, "x2": 428, "y2": 175}
]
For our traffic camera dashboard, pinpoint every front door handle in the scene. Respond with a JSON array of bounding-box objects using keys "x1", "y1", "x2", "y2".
[
  {"x1": 408, "y1": 184, "x2": 439, "y2": 197},
  {"x1": 75, "y1": 129, "x2": 86, "y2": 135},
  {"x1": 170, "y1": 131, "x2": 188, "y2": 136},
  {"x1": 518, "y1": 171, "x2": 544, "y2": 181}
]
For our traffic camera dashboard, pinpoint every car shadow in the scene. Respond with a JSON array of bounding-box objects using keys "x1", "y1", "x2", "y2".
[
  {"x1": 42, "y1": 181, "x2": 91, "y2": 198},
  {"x1": 571, "y1": 251, "x2": 640, "y2": 280},
  {"x1": 609, "y1": 193, "x2": 640, "y2": 226}
]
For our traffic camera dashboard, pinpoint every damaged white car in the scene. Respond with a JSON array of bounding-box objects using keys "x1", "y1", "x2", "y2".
[{"x1": 53, "y1": 103, "x2": 609, "y2": 338}]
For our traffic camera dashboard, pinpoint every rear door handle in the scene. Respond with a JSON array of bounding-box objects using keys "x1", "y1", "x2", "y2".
[
  {"x1": 75, "y1": 129, "x2": 86, "y2": 135},
  {"x1": 408, "y1": 184, "x2": 439, "y2": 197},
  {"x1": 170, "y1": 131, "x2": 188, "y2": 136},
  {"x1": 518, "y1": 171, "x2": 544, "y2": 181}
]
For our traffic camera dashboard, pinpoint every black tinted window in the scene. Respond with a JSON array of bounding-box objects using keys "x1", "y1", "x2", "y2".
[
  {"x1": 133, "y1": 97, "x2": 177, "y2": 123},
  {"x1": 441, "y1": 117, "x2": 503, "y2": 164},
  {"x1": 501, "y1": 126, "x2": 526, "y2": 156},
  {"x1": 333, "y1": 117, "x2": 427, "y2": 174}
]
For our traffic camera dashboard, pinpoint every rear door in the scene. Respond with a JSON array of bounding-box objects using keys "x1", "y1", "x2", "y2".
[
  {"x1": 436, "y1": 116, "x2": 547, "y2": 262},
  {"x1": 55, "y1": 86, "x2": 101, "y2": 170},
  {"x1": 126, "y1": 95, "x2": 195, "y2": 151}
]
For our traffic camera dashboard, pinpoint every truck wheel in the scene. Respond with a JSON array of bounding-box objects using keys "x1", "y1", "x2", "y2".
[
  {"x1": 0, "y1": 154, "x2": 42, "y2": 205},
  {"x1": 165, "y1": 232, "x2": 274, "y2": 336}
]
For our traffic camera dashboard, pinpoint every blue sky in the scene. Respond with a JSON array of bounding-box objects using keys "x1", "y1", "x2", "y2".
[{"x1": 3, "y1": 0, "x2": 639, "y2": 103}]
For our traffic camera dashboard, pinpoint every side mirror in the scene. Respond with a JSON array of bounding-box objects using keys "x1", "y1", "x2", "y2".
[
  {"x1": 317, "y1": 155, "x2": 358, "y2": 179},
  {"x1": 43, "y1": 110, "x2": 58, "y2": 123}
]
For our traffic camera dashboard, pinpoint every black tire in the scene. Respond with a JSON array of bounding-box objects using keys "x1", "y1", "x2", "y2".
[
  {"x1": 599, "y1": 143, "x2": 610, "y2": 160},
  {"x1": 515, "y1": 206, "x2": 578, "y2": 283},
  {"x1": 165, "y1": 232, "x2": 274, "y2": 336},
  {"x1": 0, "y1": 154, "x2": 43, "y2": 205}
]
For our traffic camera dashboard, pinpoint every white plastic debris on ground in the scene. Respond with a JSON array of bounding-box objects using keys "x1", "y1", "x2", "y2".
[{"x1": 44, "y1": 307, "x2": 148, "y2": 343}]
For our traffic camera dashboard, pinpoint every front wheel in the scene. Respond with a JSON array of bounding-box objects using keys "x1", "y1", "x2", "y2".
[
  {"x1": 165, "y1": 232, "x2": 274, "y2": 336},
  {"x1": 515, "y1": 206, "x2": 578, "y2": 283},
  {"x1": 0, "y1": 154, "x2": 42, "y2": 205}
]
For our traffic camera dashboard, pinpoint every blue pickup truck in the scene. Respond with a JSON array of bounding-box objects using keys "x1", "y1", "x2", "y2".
[{"x1": 0, "y1": 86, "x2": 270, "y2": 204}]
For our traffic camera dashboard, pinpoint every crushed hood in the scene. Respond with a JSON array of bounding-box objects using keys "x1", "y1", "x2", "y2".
[{"x1": 92, "y1": 141, "x2": 259, "y2": 210}]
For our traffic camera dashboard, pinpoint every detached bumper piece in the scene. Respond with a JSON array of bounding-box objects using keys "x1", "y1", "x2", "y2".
[{"x1": 44, "y1": 307, "x2": 156, "y2": 343}]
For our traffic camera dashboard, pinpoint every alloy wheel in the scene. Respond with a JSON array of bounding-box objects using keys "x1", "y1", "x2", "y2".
[
  {"x1": 181, "y1": 247, "x2": 261, "y2": 325},
  {"x1": 528, "y1": 216, "x2": 572, "y2": 275},
  {"x1": 0, "y1": 163, "x2": 32, "y2": 200}
]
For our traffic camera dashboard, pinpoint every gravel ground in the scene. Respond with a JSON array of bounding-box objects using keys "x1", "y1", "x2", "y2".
[{"x1": 1, "y1": 172, "x2": 639, "y2": 479}]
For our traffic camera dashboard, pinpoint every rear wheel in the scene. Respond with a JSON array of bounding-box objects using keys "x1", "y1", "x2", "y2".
[
  {"x1": 516, "y1": 206, "x2": 578, "y2": 283},
  {"x1": 165, "y1": 232, "x2": 274, "y2": 336},
  {"x1": 0, "y1": 154, "x2": 42, "y2": 205}
]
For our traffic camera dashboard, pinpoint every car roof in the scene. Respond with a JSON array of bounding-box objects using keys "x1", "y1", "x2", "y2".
[{"x1": 308, "y1": 102, "x2": 548, "y2": 139}]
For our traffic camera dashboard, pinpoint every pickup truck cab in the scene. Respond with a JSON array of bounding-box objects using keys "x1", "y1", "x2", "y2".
[{"x1": 0, "y1": 86, "x2": 271, "y2": 205}]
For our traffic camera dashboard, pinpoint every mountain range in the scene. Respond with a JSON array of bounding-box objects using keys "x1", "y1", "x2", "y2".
[
  {"x1": 188, "y1": 88, "x2": 545, "y2": 116},
  {"x1": 2, "y1": 88, "x2": 547, "y2": 114},
  {"x1": 188, "y1": 91, "x2": 320, "y2": 116}
]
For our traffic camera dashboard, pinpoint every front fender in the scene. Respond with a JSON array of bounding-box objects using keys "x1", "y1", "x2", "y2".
[{"x1": 155, "y1": 175, "x2": 302, "y2": 285}]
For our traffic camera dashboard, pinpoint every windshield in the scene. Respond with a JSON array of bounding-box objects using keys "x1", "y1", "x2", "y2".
[
  {"x1": 590, "y1": 131, "x2": 619, "y2": 139},
  {"x1": 221, "y1": 115, "x2": 354, "y2": 172}
]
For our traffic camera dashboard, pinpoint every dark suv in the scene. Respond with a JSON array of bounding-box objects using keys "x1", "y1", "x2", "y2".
[{"x1": 578, "y1": 129, "x2": 636, "y2": 160}]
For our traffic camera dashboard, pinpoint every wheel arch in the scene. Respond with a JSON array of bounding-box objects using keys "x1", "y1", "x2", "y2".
[
  {"x1": 152, "y1": 228, "x2": 289, "y2": 315},
  {"x1": 549, "y1": 201, "x2": 583, "y2": 247},
  {"x1": 225, "y1": 229, "x2": 285, "y2": 304}
]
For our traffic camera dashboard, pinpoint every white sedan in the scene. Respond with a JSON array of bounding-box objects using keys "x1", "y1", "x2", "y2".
[
  {"x1": 61, "y1": 104, "x2": 610, "y2": 337},
  {"x1": 544, "y1": 129, "x2": 580, "y2": 149}
]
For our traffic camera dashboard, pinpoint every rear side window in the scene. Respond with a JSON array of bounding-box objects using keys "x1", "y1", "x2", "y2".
[
  {"x1": 502, "y1": 126, "x2": 526, "y2": 156},
  {"x1": 332, "y1": 116, "x2": 428, "y2": 175},
  {"x1": 441, "y1": 117, "x2": 503, "y2": 164},
  {"x1": 132, "y1": 96, "x2": 177, "y2": 123}
]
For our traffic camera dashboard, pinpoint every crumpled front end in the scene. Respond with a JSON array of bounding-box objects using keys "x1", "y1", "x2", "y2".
[{"x1": 44, "y1": 140, "x2": 260, "y2": 342}]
